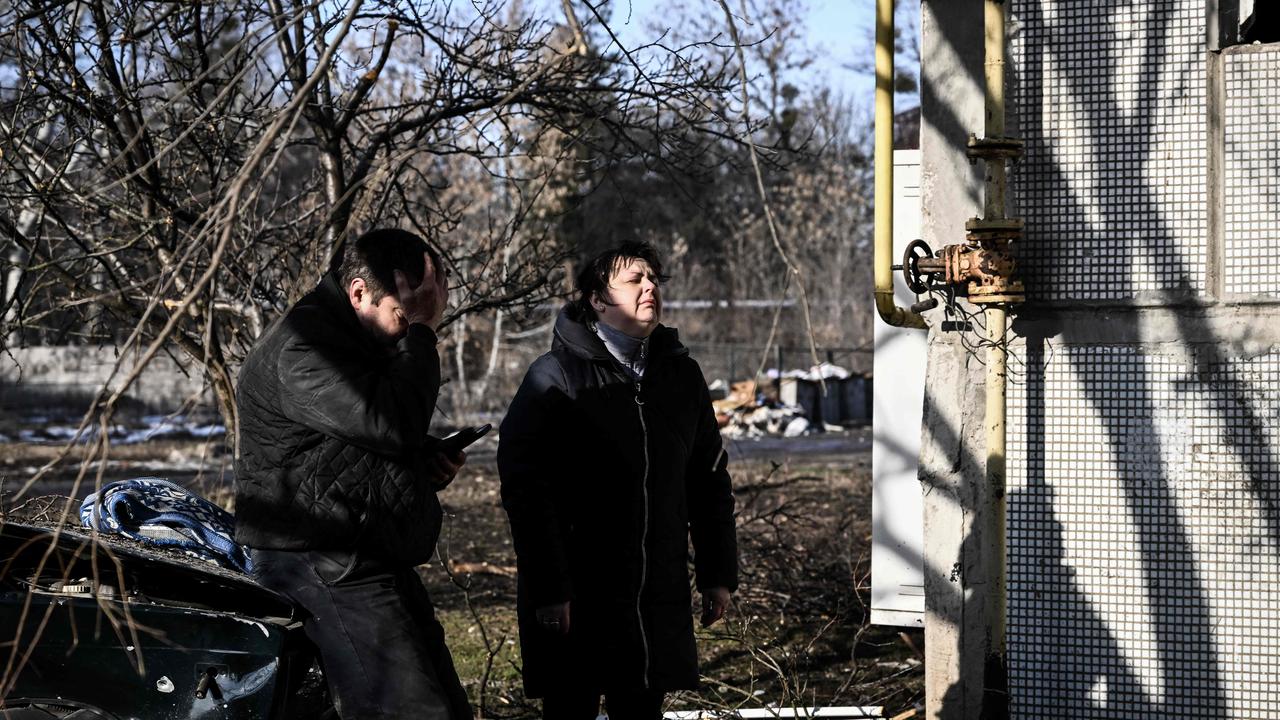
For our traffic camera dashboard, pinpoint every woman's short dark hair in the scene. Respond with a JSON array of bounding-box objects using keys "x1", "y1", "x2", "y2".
[
  {"x1": 337, "y1": 228, "x2": 442, "y2": 304},
  {"x1": 575, "y1": 242, "x2": 671, "y2": 319}
]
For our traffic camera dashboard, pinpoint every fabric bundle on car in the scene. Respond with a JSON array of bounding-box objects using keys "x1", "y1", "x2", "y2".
[{"x1": 79, "y1": 477, "x2": 252, "y2": 573}]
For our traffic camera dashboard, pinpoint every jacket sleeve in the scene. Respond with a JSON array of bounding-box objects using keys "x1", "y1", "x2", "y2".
[
  {"x1": 685, "y1": 367, "x2": 738, "y2": 593},
  {"x1": 498, "y1": 355, "x2": 574, "y2": 607},
  {"x1": 276, "y1": 308, "x2": 441, "y2": 456}
]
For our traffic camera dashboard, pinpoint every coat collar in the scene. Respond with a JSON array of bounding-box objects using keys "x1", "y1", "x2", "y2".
[
  {"x1": 307, "y1": 272, "x2": 383, "y2": 357},
  {"x1": 550, "y1": 302, "x2": 688, "y2": 365}
]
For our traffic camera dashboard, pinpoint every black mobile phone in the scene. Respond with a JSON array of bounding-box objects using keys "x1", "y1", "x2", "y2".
[{"x1": 435, "y1": 424, "x2": 492, "y2": 456}]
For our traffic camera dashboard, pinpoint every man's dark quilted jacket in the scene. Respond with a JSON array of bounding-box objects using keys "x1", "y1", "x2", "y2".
[{"x1": 234, "y1": 273, "x2": 443, "y2": 566}]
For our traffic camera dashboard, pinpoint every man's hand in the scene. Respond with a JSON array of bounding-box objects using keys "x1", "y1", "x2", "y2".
[
  {"x1": 394, "y1": 251, "x2": 448, "y2": 330},
  {"x1": 535, "y1": 601, "x2": 570, "y2": 635},
  {"x1": 427, "y1": 450, "x2": 465, "y2": 491},
  {"x1": 700, "y1": 587, "x2": 731, "y2": 628}
]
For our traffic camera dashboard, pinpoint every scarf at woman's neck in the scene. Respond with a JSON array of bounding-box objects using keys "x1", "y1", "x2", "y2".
[{"x1": 593, "y1": 320, "x2": 649, "y2": 380}]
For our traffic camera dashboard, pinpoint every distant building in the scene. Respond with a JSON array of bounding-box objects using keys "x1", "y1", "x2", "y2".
[{"x1": 893, "y1": 106, "x2": 920, "y2": 150}]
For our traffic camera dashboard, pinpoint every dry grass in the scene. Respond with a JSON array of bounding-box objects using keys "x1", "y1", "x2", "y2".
[
  {"x1": 425, "y1": 453, "x2": 924, "y2": 718},
  {"x1": 1, "y1": 440, "x2": 923, "y2": 718}
]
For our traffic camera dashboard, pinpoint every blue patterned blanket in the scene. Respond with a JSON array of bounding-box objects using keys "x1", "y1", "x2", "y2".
[{"x1": 79, "y1": 477, "x2": 252, "y2": 573}]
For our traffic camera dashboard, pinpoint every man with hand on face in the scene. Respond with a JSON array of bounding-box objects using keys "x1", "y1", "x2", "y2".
[
  {"x1": 235, "y1": 228, "x2": 471, "y2": 720},
  {"x1": 499, "y1": 241, "x2": 738, "y2": 720}
]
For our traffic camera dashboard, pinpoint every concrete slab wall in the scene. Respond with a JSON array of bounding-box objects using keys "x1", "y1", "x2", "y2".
[
  {"x1": 0, "y1": 346, "x2": 211, "y2": 418},
  {"x1": 919, "y1": 0, "x2": 1280, "y2": 717},
  {"x1": 917, "y1": 0, "x2": 994, "y2": 717}
]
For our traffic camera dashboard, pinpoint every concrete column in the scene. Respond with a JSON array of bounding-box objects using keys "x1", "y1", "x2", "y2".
[{"x1": 918, "y1": 1, "x2": 997, "y2": 717}]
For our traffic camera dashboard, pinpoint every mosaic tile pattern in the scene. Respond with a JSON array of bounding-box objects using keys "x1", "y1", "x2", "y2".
[
  {"x1": 1010, "y1": 1, "x2": 1207, "y2": 302},
  {"x1": 1008, "y1": 345, "x2": 1280, "y2": 718},
  {"x1": 1224, "y1": 51, "x2": 1280, "y2": 297}
]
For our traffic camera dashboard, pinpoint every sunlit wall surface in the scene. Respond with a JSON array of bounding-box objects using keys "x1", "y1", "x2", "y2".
[
  {"x1": 1011, "y1": 1, "x2": 1207, "y2": 302},
  {"x1": 1009, "y1": 347, "x2": 1280, "y2": 716},
  {"x1": 1224, "y1": 51, "x2": 1280, "y2": 298},
  {"x1": 1005, "y1": 1, "x2": 1280, "y2": 717}
]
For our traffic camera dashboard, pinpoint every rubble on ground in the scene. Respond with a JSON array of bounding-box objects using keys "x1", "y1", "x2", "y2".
[
  {"x1": 711, "y1": 364, "x2": 871, "y2": 439},
  {"x1": 712, "y1": 379, "x2": 818, "y2": 439}
]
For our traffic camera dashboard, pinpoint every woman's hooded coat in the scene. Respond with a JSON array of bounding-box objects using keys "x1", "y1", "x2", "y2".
[{"x1": 498, "y1": 303, "x2": 738, "y2": 697}]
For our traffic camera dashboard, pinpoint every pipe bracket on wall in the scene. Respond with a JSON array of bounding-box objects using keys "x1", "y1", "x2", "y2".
[{"x1": 966, "y1": 134, "x2": 1024, "y2": 163}]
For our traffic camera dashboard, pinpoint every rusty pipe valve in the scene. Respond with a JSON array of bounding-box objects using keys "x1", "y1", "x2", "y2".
[{"x1": 894, "y1": 226, "x2": 1025, "y2": 306}]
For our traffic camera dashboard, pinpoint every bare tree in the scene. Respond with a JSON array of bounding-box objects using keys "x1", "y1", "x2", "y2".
[
  {"x1": 582, "y1": 0, "x2": 877, "y2": 359},
  {"x1": 0, "y1": 0, "x2": 750, "y2": 473}
]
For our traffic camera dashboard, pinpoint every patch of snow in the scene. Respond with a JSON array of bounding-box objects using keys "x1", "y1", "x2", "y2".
[
  {"x1": 783, "y1": 417, "x2": 810, "y2": 437},
  {"x1": 782, "y1": 363, "x2": 851, "y2": 381},
  {"x1": 5, "y1": 414, "x2": 226, "y2": 445}
]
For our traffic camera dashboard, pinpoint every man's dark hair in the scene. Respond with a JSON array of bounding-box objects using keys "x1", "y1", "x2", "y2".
[
  {"x1": 575, "y1": 241, "x2": 670, "y2": 319},
  {"x1": 337, "y1": 228, "x2": 442, "y2": 304}
]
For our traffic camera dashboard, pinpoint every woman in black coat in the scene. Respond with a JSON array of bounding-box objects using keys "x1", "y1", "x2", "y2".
[{"x1": 498, "y1": 242, "x2": 738, "y2": 720}]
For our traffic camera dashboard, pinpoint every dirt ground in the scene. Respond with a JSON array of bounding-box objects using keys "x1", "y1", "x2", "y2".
[
  {"x1": 425, "y1": 443, "x2": 924, "y2": 718},
  {"x1": 1, "y1": 434, "x2": 924, "y2": 718}
]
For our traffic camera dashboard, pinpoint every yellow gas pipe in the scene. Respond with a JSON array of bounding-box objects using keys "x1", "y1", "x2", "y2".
[
  {"x1": 874, "y1": 0, "x2": 926, "y2": 330},
  {"x1": 981, "y1": 0, "x2": 1010, "y2": 706},
  {"x1": 875, "y1": 0, "x2": 1015, "y2": 710}
]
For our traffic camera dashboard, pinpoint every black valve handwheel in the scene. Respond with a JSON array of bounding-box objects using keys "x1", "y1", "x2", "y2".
[{"x1": 902, "y1": 239, "x2": 933, "y2": 295}]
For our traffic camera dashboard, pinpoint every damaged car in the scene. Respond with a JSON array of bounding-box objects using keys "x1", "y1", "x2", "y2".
[{"x1": 0, "y1": 513, "x2": 332, "y2": 719}]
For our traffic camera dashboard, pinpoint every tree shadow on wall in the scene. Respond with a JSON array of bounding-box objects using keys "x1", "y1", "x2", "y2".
[{"x1": 922, "y1": 0, "x2": 1280, "y2": 715}]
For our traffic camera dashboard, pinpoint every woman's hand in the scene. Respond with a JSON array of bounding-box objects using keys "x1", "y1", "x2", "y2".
[{"x1": 700, "y1": 587, "x2": 731, "y2": 627}]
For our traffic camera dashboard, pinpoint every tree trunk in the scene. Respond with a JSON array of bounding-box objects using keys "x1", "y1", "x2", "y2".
[{"x1": 453, "y1": 315, "x2": 469, "y2": 417}]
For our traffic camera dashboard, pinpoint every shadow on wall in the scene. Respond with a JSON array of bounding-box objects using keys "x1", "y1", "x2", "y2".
[
  {"x1": 1005, "y1": 335, "x2": 1228, "y2": 716},
  {"x1": 923, "y1": 0, "x2": 1280, "y2": 716}
]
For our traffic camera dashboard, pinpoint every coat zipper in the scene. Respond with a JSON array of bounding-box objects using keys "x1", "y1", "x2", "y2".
[{"x1": 634, "y1": 379, "x2": 651, "y2": 688}]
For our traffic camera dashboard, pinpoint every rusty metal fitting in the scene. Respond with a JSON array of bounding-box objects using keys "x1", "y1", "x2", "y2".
[
  {"x1": 961, "y1": 242, "x2": 1024, "y2": 305},
  {"x1": 909, "y1": 243, "x2": 1018, "y2": 294},
  {"x1": 896, "y1": 222, "x2": 1025, "y2": 306},
  {"x1": 961, "y1": 217, "x2": 1024, "y2": 304},
  {"x1": 924, "y1": 243, "x2": 1023, "y2": 304},
  {"x1": 965, "y1": 217, "x2": 1024, "y2": 235},
  {"x1": 909, "y1": 218, "x2": 1024, "y2": 305}
]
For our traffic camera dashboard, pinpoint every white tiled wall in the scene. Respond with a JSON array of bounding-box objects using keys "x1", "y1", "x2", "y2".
[
  {"x1": 1011, "y1": 0, "x2": 1207, "y2": 302},
  {"x1": 1224, "y1": 51, "x2": 1280, "y2": 297},
  {"x1": 1008, "y1": 346, "x2": 1280, "y2": 718},
  {"x1": 1004, "y1": 1, "x2": 1280, "y2": 717}
]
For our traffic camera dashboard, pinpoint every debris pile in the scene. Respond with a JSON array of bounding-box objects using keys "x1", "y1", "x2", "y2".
[
  {"x1": 711, "y1": 379, "x2": 814, "y2": 439},
  {"x1": 710, "y1": 364, "x2": 871, "y2": 440}
]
